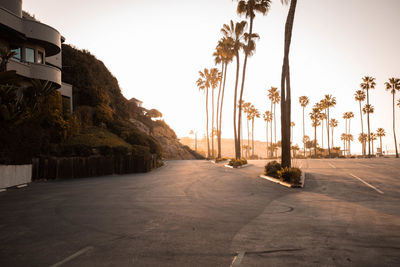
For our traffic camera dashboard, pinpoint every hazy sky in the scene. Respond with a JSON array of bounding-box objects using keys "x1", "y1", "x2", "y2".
[{"x1": 24, "y1": 0, "x2": 400, "y2": 154}]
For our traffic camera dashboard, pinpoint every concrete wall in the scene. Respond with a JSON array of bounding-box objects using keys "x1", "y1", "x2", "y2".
[{"x1": 0, "y1": 164, "x2": 32, "y2": 189}]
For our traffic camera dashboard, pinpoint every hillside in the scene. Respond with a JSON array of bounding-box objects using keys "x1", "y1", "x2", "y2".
[{"x1": 62, "y1": 44, "x2": 201, "y2": 160}]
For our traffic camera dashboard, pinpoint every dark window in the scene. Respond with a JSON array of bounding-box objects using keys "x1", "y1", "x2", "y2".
[
  {"x1": 25, "y1": 48, "x2": 35, "y2": 63},
  {"x1": 10, "y1": 47, "x2": 21, "y2": 61},
  {"x1": 37, "y1": 51, "x2": 44, "y2": 64}
]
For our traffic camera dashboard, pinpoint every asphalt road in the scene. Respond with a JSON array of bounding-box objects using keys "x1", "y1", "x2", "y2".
[{"x1": 0, "y1": 158, "x2": 399, "y2": 266}]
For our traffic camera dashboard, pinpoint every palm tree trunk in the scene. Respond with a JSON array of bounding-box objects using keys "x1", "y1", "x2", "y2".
[
  {"x1": 211, "y1": 86, "x2": 215, "y2": 158},
  {"x1": 331, "y1": 127, "x2": 334, "y2": 148},
  {"x1": 345, "y1": 118, "x2": 348, "y2": 156},
  {"x1": 359, "y1": 100, "x2": 365, "y2": 156},
  {"x1": 321, "y1": 119, "x2": 324, "y2": 149},
  {"x1": 366, "y1": 89, "x2": 371, "y2": 157},
  {"x1": 274, "y1": 103, "x2": 276, "y2": 156},
  {"x1": 270, "y1": 101, "x2": 273, "y2": 158},
  {"x1": 380, "y1": 136, "x2": 382, "y2": 153},
  {"x1": 327, "y1": 108, "x2": 330, "y2": 156},
  {"x1": 233, "y1": 53, "x2": 240, "y2": 159},
  {"x1": 206, "y1": 88, "x2": 210, "y2": 158},
  {"x1": 314, "y1": 125, "x2": 317, "y2": 157},
  {"x1": 252, "y1": 118, "x2": 255, "y2": 157},
  {"x1": 218, "y1": 63, "x2": 228, "y2": 159},
  {"x1": 348, "y1": 119, "x2": 351, "y2": 155},
  {"x1": 280, "y1": 0, "x2": 297, "y2": 168},
  {"x1": 216, "y1": 63, "x2": 224, "y2": 159},
  {"x1": 238, "y1": 17, "x2": 254, "y2": 162},
  {"x1": 303, "y1": 107, "x2": 305, "y2": 157},
  {"x1": 266, "y1": 122, "x2": 269, "y2": 157},
  {"x1": 393, "y1": 93, "x2": 399, "y2": 158},
  {"x1": 246, "y1": 120, "x2": 250, "y2": 158}
]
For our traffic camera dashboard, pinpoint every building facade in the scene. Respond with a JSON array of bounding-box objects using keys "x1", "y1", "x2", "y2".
[{"x1": 0, "y1": 0, "x2": 72, "y2": 113}]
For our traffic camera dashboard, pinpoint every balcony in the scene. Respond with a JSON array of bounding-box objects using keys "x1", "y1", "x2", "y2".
[{"x1": 7, "y1": 60, "x2": 61, "y2": 87}]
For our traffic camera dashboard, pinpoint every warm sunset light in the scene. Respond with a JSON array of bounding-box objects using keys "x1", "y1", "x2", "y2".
[
  {"x1": 22, "y1": 0, "x2": 400, "y2": 156},
  {"x1": 1, "y1": 1, "x2": 399, "y2": 266}
]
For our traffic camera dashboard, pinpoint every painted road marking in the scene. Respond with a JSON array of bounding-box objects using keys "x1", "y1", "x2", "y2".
[
  {"x1": 231, "y1": 251, "x2": 245, "y2": 266},
  {"x1": 50, "y1": 246, "x2": 93, "y2": 267},
  {"x1": 349, "y1": 173, "x2": 384, "y2": 194},
  {"x1": 328, "y1": 163, "x2": 336, "y2": 169}
]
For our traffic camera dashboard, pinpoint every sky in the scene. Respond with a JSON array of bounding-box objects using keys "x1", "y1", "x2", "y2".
[{"x1": 24, "y1": 0, "x2": 400, "y2": 154}]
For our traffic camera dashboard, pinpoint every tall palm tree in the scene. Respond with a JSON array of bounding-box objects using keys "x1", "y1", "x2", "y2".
[
  {"x1": 376, "y1": 128, "x2": 386, "y2": 155},
  {"x1": 319, "y1": 111, "x2": 327, "y2": 150},
  {"x1": 251, "y1": 107, "x2": 260, "y2": 157},
  {"x1": 236, "y1": 0, "x2": 271, "y2": 159},
  {"x1": 384, "y1": 78, "x2": 400, "y2": 158},
  {"x1": 217, "y1": 37, "x2": 234, "y2": 159},
  {"x1": 209, "y1": 68, "x2": 221, "y2": 158},
  {"x1": 213, "y1": 46, "x2": 223, "y2": 156},
  {"x1": 299, "y1": 96, "x2": 309, "y2": 157},
  {"x1": 268, "y1": 87, "x2": 279, "y2": 157},
  {"x1": 329, "y1": 118, "x2": 338, "y2": 148},
  {"x1": 221, "y1": 20, "x2": 247, "y2": 160},
  {"x1": 355, "y1": 90, "x2": 366, "y2": 156},
  {"x1": 196, "y1": 69, "x2": 211, "y2": 157},
  {"x1": 323, "y1": 95, "x2": 336, "y2": 156},
  {"x1": 280, "y1": 0, "x2": 298, "y2": 168},
  {"x1": 310, "y1": 107, "x2": 321, "y2": 157},
  {"x1": 360, "y1": 76, "x2": 376, "y2": 157},
  {"x1": 243, "y1": 101, "x2": 252, "y2": 158},
  {"x1": 263, "y1": 110, "x2": 273, "y2": 158}
]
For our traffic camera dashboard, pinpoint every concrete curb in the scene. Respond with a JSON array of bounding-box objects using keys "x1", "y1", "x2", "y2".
[
  {"x1": 224, "y1": 164, "x2": 251, "y2": 169},
  {"x1": 259, "y1": 172, "x2": 306, "y2": 188},
  {"x1": 0, "y1": 183, "x2": 28, "y2": 192}
]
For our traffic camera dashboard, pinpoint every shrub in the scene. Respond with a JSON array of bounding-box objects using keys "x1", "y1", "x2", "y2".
[
  {"x1": 278, "y1": 167, "x2": 302, "y2": 185},
  {"x1": 265, "y1": 161, "x2": 282, "y2": 178},
  {"x1": 215, "y1": 157, "x2": 228, "y2": 163},
  {"x1": 228, "y1": 158, "x2": 247, "y2": 167}
]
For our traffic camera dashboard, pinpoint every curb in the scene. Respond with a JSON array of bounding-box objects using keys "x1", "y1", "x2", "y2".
[
  {"x1": 0, "y1": 183, "x2": 28, "y2": 193},
  {"x1": 224, "y1": 164, "x2": 251, "y2": 169},
  {"x1": 259, "y1": 172, "x2": 306, "y2": 188}
]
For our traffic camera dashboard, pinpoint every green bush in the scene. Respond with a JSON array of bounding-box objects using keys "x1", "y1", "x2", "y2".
[
  {"x1": 278, "y1": 167, "x2": 302, "y2": 185},
  {"x1": 265, "y1": 161, "x2": 282, "y2": 178},
  {"x1": 228, "y1": 158, "x2": 247, "y2": 167}
]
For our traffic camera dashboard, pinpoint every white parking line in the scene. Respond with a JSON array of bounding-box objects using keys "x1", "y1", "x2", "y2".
[
  {"x1": 50, "y1": 246, "x2": 93, "y2": 267},
  {"x1": 349, "y1": 173, "x2": 384, "y2": 194},
  {"x1": 328, "y1": 163, "x2": 336, "y2": 169},
  {"x1": 231, "y1": 251, "x2": 245, "y2": 266}
]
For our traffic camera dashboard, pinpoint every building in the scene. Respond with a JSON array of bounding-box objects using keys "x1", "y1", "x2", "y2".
[{"x1": 0, "y1": 0, "x2": 72, "y2": 113}]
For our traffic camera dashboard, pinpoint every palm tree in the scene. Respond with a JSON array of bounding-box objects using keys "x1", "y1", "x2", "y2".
[
  {"x1": 291, "y1": 144, "x2": 299, "y2": 159},
  {"x1": 323, "y1": 95, "x2": 336, "y2": 156},
  {"x1": 370, "y1": 133, "x2": 377, "y2": 155},
  {"x1": 221, "y1": 20, "x2": 247, "y2": 160},
  {"x1": 236, "y1": 0, "x2": 270, "y2": 161},
  {"x1": 329, "y1": 118, "x2": 338, "y2": 148},
  {"x1": 299, "y1": 96, "x2": 309, "y2": 157},
  {"x1": 209, "y1": 68, "x2": 221, "y2": 158},
  {"x1": 280, "y1": 0, "x2": 298, "y2": 168},
  {"x1": 363, "y1": 104, "x2": 375, "y2": 154},
  {"x1": 196, "y1": 69, "x2": 211, "y2": 158},
  {"x1": 376, "y1": 128, "x2": 386, "y2": 155},
  {"x1": 251, "y1": 107, "x2": 260, "y2": 157},
  {"x1": 319, "y1": 111, "x2": 327, "y2": 150},
  {"x1": 384, "y1": 78, "x2": 400, "y2": 158},
  {"x1": 310, "y1": 107, "x2": 321, "y2": 157},
  {"x1": 213, "y1": 46, "x2": 223, "y2": 156},
  {"x1": 263, "y1": 110, "x2": 272, "y2": 157},
  {"x1": 355, "y1": 90, "x2": 366, "y2": 155},
  {"x1": 243, "y1": 101, "x2": 252, "y2": 158},
  {"x1": 360, "y1": 76, "x2": 376, "y2": 157},
  {"x1": 268, "y1": 87, "x2": 279, "y2": 157},
  {"x1": 347, "y1": 134, "x2": 354, "y2": 155}
]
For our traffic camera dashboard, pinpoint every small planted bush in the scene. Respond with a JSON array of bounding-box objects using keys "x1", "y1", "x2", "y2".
[
  {"x1": 228, "y1": 158, "x2": 247, "y2": 167},
  {"x1": 215, "y1": 157, "x2": 228, "y2": 163},
  {"x1": 264, "y1": 161, "x2": 282, "y2": 178},
  {"x1": 278, "y1": 167, "x2": 302, "y2": 185}
]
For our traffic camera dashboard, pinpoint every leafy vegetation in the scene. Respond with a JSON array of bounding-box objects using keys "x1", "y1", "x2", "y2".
[
  {"x1": 277, "y1": 167, "x2": 302, "y2": 185},
  {"x1": 228, "y1": 158, "x2": 247, "y2": 167},
  {"x1": 264, "y1": 160, "x2": 281, "y2": 178}
]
